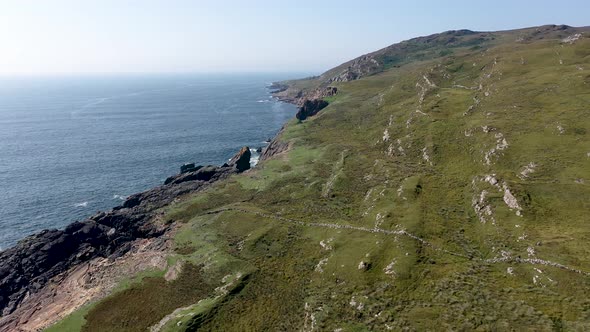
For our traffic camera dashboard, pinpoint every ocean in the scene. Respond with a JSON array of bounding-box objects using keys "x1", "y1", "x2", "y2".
[{"x1": 0, "y1": 73, "x2": 299, "y2": 250}]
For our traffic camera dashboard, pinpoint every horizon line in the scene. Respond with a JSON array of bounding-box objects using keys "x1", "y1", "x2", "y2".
[{"x1": 0, "y1": 70, "x2": 322, "y2": 78}]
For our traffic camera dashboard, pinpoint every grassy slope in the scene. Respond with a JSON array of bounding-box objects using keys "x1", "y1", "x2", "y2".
[{"x1": 48, "y1": 27, "x2": 590, "y2": 331}]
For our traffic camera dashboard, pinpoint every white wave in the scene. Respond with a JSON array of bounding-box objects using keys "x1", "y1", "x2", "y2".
[
  {"x1": 113, "y1": 194, "x2": 127, "y2": 200},
  {"x1": 256, "y1": 99, "x2": 270, "y2": 103},
  {"x1": 75, "y1": 201, "x2": 88, "y2": 208},
  {"x1": 250, "y1": 148, "x2": 260, "y2": 167},
  {"x1": 70, "y1": 97, "x2": 111, "y2": 117},
  {"x1": 83, "y1": 97, "x2": 109, "y2": 108}
]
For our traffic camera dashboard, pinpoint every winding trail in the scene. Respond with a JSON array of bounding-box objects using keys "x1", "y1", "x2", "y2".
[{"x1": 204, "y1": 207, "x2": 590, "y2": 276}]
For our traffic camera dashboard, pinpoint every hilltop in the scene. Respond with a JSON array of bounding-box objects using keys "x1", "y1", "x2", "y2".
[{"x1": 2, "y1": 24, "x2": 590, "y2": 331}]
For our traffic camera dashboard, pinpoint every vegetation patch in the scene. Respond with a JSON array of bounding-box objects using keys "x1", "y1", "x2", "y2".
[{"x1": 82, "y1": 263, "x2": 212, "y2": 332}]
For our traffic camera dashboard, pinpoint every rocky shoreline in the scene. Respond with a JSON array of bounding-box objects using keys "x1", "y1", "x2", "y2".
[
  {"x1": 0, "y1": 147, "x2": 252, "y2": 330},
  {"x1": 271, "y1": 84, "x2": 337, "y2": 106}
]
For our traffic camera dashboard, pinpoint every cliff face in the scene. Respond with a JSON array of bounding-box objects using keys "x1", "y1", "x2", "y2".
[
  {"x1": 6, "y1": 25, "x2": 590, "y2": 332},
  {"x1": 295, "y1": 99, "x2": 329, "y2": 121}
]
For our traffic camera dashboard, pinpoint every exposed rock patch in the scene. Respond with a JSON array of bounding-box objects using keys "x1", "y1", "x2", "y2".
[
  {"x1": 259, "y1": 126, "x2": 290, "y2": 161},
  {"x1": 472, "y1": 174, "x2": 523, "y2": 223},
  {"x1": 518, "y1": 162, "x2": 537, "y2": 180},
  {"x1": 384, "y1": 259, "x2": 397, "y2": 277},
  {"x1": 357, "y1": 261, "x2": 371, "y2": 271},
  {"x1": 562, "y1": 33, "x2": 583, "y2": 44},
  {"x1": 315, "y1": 257, "x2": 329, "y2": 273},
  {"x1": 327, "y1": 55, "x2": 381, "y2": 83},
  {"x1": 164, "y1": 260, "x2": 184, "y2": 282}
]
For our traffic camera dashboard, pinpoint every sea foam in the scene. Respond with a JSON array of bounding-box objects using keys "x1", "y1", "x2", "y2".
[{"x1": 250, "y1": 148, "x2": 260, "y2": 167}]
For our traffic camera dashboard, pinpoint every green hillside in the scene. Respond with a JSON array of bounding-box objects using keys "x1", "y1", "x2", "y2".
[{"x1": 49, "y1": 25, "x2": 590, "y2": 331}]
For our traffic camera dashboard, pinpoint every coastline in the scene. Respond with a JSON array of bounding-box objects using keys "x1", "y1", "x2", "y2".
[
  {"x1": 0, "y1": 145, "x2": 254, "y2": 329},
  {"x1": 3, "y1": 24, "x2": 588, "y2": 331},
  {"x1": 0, "y1": 74, "x2": 297, "y2": 251},
  {"x1": 0, "y1": 84, "x2": 303, "y2": 331}
]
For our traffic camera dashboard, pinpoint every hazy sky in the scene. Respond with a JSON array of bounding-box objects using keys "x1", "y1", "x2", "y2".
[{"x1": 0, "y1": 0, "x2": 588, "y2": 75}]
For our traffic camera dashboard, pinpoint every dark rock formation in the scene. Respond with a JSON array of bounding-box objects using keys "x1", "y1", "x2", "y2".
[
  {"x1": 325, "y1": 86, "x2": 338, "y2": 97},
  {"x1": 164, "y1": 165, "x2": 223, "y2": 186},
  {"x1": 180, "y1": 163, "x2": 200, "y2": 174},
  {"x1": 164, "y1": 147, "x2": 251, "y2": 185},
  {"x1": 228, "y1": 146, "x2": 251, "y2": 172},
  {"x1": 0, "y1": 147, "x2": 251, "y2": 317},
  {"x1": 296, "y1": 99, "x2": 329, "y2": 121},
  {"x1": 0, "y1": 199, "x2": 169, "y2": 316}
]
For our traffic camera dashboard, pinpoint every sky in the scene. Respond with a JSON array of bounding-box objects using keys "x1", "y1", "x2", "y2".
[{"x1": 0, "y1": 0, "x2": 588, "y2": 76}]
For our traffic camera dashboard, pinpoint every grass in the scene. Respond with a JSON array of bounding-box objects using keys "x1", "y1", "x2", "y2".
[
  {"x1": 82, "y1": 263, "x2": 212, "y2": 332},
  {"x1": 45, "y1": 303, "x2": 95, "y2": 332},
  {"x1": 49, "y1": 27, "x2": 590, "y2": 331}
]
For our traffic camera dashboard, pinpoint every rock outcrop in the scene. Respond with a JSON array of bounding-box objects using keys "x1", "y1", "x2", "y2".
[
  {"x1": 0, "y1": 147, "x2": 251, "y2": 317},
  {"x1": 272, "y1": 86, "x2": 337, "y2": 106},
  {"x1": 164, "y1": 165, "x2": 228, "y2": 186},
  {"x1": 228, "y1": 146, "x2": 251, "y2": 172},
  {"x1": 296, "y1": 99, "x2": 329, "y2": 121},
  {"x1": 326, "y1": 55, "x2": 382, "y2": 83},
  {"x1": 259, "y1": 125, "x2": 289, "y2": 162},
  {"x1": 305, "y1": 86, "x2": 337, "y2": 101},
  {"x1": 268, "y1": 82, "x2": 288, "y2": 94},
  {"x1": 260, "y1": 139, "x2": 289, "y2": 162}
]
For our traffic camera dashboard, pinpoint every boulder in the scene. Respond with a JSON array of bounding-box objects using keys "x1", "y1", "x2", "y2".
[{"x1": 357, "y1": 261, "x2": 372, "y2": 271}]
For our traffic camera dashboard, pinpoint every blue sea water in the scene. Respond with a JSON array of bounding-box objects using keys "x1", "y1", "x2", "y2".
[{"x1": 0, "y1": 73, "x2": 299, "y2": 250}]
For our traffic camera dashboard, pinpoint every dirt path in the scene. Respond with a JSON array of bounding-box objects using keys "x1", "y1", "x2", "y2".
[{"x1": 206, "y1": 207, "x2": 590, "y2": 276}]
